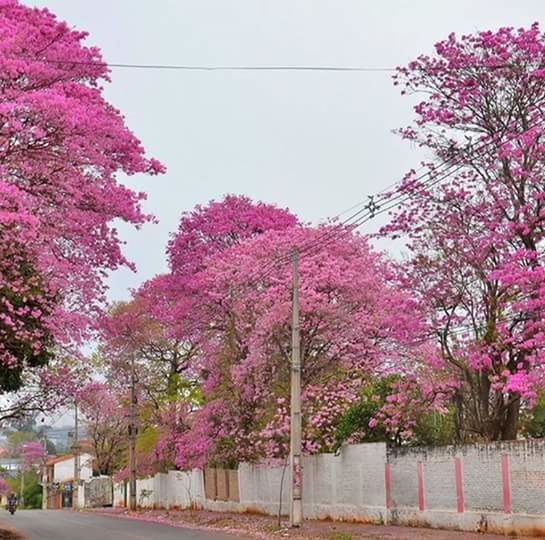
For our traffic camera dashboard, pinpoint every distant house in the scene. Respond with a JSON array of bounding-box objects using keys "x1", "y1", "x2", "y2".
[
  {"x1": 44, "y1": 452, "x2": 94, "y2": 509},
  {"x1": 0, "y1": 456, "x2": 21, "y2": 477}
]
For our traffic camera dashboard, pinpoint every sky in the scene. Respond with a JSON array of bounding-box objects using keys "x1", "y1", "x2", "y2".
[{"x1": 23, "y1": 0, "x2": 545, "y2": 303}]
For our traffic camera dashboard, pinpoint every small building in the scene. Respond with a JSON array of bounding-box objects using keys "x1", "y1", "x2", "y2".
[
  {"x1": 44, "y1": 453, "x2": 93, "y2": 509},
  {"x1": 0, "y1": 457, "x2": 21, "y2": 478}
]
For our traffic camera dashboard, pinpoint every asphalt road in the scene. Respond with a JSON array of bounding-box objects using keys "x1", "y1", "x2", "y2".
[{"x1": 0, "y1": 510, "x2": 248, "y2": 540}]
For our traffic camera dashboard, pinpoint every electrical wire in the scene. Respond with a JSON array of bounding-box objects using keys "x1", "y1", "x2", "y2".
[
  {"x1": 297, "y1": 112, "x2": 545, "y2": 257},
  {"x1": 240, "y1": 115, "x2": 545, "y2": 291},
  {"x1": 25, "y1": 57, "x2": 545, "y2": 74},
  {"x1": 30, "y1": 53, "x2": 542, "y2": 294},
  {"x1": 25, "y1": 58, "x2": 397, "y2": 72}
]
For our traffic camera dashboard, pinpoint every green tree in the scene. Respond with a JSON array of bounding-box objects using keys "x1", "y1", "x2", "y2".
[
  {"x1": 334, "y1": 376, "x2": 455, "y2": 449},
  {"x1": 7, "y1": 469, "x2": 42, "y2": 509},
  {"x1": 6, "y1": 432, "x2": 36, "y2": 457},
  {"x1": 520, "y1": 393, "x2": 545, "y2": 439}
]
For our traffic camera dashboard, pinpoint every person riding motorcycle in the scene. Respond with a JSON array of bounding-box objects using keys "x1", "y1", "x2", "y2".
[{"x1": 6, "y1": 493, "x2": 17, "y2": 514}]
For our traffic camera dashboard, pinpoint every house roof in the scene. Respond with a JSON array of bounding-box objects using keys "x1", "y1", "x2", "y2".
[
  {"x1": 46, "y1": 451, "x2": 94, "y2": 467},
  {"x1": 46, "y1": 454, "x2": 74, "y2": 466}
]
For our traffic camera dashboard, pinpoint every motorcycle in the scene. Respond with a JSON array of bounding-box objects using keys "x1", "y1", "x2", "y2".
[{"x1": 6, "y1": 500, "x2": 16, "y2": 515}]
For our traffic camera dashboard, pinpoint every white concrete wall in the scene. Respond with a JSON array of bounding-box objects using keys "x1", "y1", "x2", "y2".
[
  {"x1": 116, "y1": 470, "x2": 205, "y2": 509},
  {"x1": 110, "y1": 441, "x2": 545, "y2": 536},
  {"x1": 77, "y1": 486, "x2": 85, "y2": 508},
  {"x1": 237, "y1": 443, "x2": 386, "y2": 521},
  {"x1": 135, "y1": 476, "x2": 155, "y2": 508},
  {"x1": 167, "y1": 470, "x2": 205, "y2": 509},
  {"x1": 113, "y1": 482, "x2": 125, "y2": 507},
  {"x1": 237, "y1": 462, "x2": 288, "y2": 515},
  {"x1": 387, "y1": 440, "x2": 545, "y2": 536},
  {"x1": 112, "y1": 444, "x2": 386, "y2": 519}
]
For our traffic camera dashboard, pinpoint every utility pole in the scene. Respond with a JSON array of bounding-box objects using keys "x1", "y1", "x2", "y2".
[
  {"x1": 19, "y1": 462, "x2": 24, "y2": 508},
  {"x1": 289, "y1": 249, "x2": 303, "y2": 527},
  {"x1": 41, "y1": 434, "x2": 48, "y2": 510},
  {"x1": 128, "y1": 353, "x2": 137, "y2": 511},
  {"x1": 41, "y1": 463, "x2": 47, "y2": 509},
  {"x1": 73, "y1": 402, "x2": 80, "y2": 509}
]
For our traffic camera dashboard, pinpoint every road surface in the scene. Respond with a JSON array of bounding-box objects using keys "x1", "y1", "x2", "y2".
[{"x1": 1, "y1": 510, "x2": 248, "y2": 540}]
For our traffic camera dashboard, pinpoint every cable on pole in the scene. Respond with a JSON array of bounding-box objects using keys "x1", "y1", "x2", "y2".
[{"x1": 241, "y1": 115, "x2": 545, "y2": 289}]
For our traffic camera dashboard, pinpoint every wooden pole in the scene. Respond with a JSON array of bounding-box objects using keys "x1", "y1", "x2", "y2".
[
  {"x1": 73, "y1": 402, "x2": 80, "y2": 509},
  {"x1": 128, "y1": 354, "x2": 137, "y2": 511},
  {"x1": 289, "y1": 249, "x2": 303, "y2": 527},
  {"x1": 19, "y1": 464, "x2": 24, "y2": 508}
]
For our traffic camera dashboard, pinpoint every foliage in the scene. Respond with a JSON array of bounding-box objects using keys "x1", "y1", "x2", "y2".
[
  {"x1": 101, "y1": 195, "x2": 298, "y2": 472},
  {"x1": 7, "y1": 469, "x2": 41, "y2": 509},
  {"x1": 18, "y1": 440, "x2": 46, "y2": 467},
  {"x1": 335, "y1": 376, "x2": 456, "y2": 448},
  {"x1": 384, "y1": 23, "x2": 545, "y2": 440},
  {"x1": 78, "y1": 382, "x2": 127, "y2": 476},
  {"x1": 334, "y1": 377, "x2": 398, "y2": 447},
  {"x1": 0, "y1": 0, "x2": 163, "y2": 408},
  {"x1": 520, "y1": 392, "x2": 545, "y2": 438},
  {"x1": 172, "y1": 225, "x2": 424, "y2": 467},
  {"x1": 22, "y1": 480, "x2": 42, "y2": 509}
]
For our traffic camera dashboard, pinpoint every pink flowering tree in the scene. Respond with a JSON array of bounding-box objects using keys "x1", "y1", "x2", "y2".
[
  {"x1": 101, "y1": 196, "x2": 297, "y2": 404},
  {"x1": 0, "y1": 1, "x2": 163, "y2": 403},
  {"x1": 0, "y1": 225, "x2": 56, "y2": 391},
  {"x1": 161, "y1": 194, "x2": 298, "y2": 339},
  {"x1": 173, "y1": 225, "x2": 424, "y2": 467},
  {"x1": 0, "y1": 478, "x2": 9, "y2": 496},
  {"x1": 384, "y1": 23, "x2": 545, "y2": 440},
  {"x1": 99, "y1": 196, "x2": 298, "y2": 473},
  {"x1": 168, "y1": 195, "x2": 297, "y2": 280},
  {"x1": 334, "y1": 375, "x2": 456, "y2": 447},
  {"x1": 97, "y1": 297, "x2": 197, "y2": 477},
  {"x1": 99, "y1": 295, "x2": 197, "y2": 408},
  {"x1": 18, "y1": 441, "x2": 46, "y2": 468},
  {"x1": 78, "y1": 382, "x2": 127, "y2": 476}
]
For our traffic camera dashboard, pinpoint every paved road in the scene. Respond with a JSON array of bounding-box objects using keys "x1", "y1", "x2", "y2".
[{"x1": 1, "y1": 510, "x2": 248, "y2": 540}]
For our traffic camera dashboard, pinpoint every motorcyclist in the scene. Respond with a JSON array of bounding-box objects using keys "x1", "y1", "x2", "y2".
[{"x1": 6, "y1": 493, "x2": 17, "y2": 512}]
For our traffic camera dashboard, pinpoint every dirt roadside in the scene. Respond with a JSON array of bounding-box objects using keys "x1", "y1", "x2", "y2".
[
  {"x1": 87, "y1": 507, "x2": 535, "y2": 540},
  {"x1": 0, "y1": 523, "x2": 23, "y2": 540}
]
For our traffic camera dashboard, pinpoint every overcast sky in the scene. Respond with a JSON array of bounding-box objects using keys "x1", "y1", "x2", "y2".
[{"x1": 23, "y1": 0, "x2": 545, "y2": 303}]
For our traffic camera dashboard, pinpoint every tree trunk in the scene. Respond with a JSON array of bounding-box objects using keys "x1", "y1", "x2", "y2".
[{"x1": 501, "y1": 396, "x2": 520, "y2": 440}]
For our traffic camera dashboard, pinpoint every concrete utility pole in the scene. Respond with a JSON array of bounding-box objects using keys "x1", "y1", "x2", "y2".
[
  {"x1": 289, "y1": 249, "x2": 303, "y2": 527},
  {"x1": 128, "y1": 354, "x2": 137, "y2": 511},
  {"x1": 73, "y1": 402, "x2": 80, "y2": 509},
  {"x1": 41, "y1": 468, "x2": 47, "y2": 509},
  {"x1": 41, "y1": 434, "x2": 48, "y2": 510},
  {"x1": 19, "y1": 463, "x2": 24, "y2": 508}
]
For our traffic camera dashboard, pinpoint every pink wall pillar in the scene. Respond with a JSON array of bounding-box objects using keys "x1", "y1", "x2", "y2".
[
  {"x1": 454, "y1": 457, "x2": 464, "y2": 513},
  {"x1": 417, "y1": 461, "x2": 425, "y2": 511},
  {"x1": 501, "y1": 454, "x2": 511, "y2": 514}
]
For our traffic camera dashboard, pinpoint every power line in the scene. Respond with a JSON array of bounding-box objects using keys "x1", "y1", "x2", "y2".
[
  {"x1": 23, "y1": 57, "x2": 545, "y2": 74},
  {"x1": 243, "y1": 116, "x2": 545, "y2": 288},
  {"x1": 246, "y1": 158, "x2": 459, "y2": 283},
  {"x1": 28, "y1": 58, "x2": 397, "y2": 72},
  {"x1": 296, "y1": 115, "x2": 545, "y2": 256}
]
